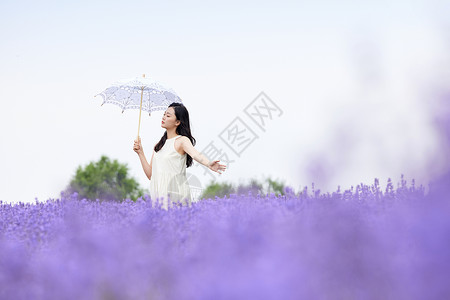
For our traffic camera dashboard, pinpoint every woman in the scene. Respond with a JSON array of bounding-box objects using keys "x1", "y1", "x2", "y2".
[{"x1": 133, "y1": 102, "x2": 227, "y2": 210}]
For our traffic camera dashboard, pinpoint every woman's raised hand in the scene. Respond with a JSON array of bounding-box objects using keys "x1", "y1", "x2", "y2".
[
  {"x1": 208, "y1": 160, "x2": 227, "y2": 175},
  {"x1": 133, "y1": 137, "x2": 144, "y2": 155}
]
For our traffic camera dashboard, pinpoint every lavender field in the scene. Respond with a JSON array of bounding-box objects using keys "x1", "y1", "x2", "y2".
[{"x1": 1, "y1": 175, "x2": 449, "y2": 300}]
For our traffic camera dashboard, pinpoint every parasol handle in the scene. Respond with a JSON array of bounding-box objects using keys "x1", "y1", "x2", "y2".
[{"x1": 137, "y1": 86, "x2": 144, "y2": 139}]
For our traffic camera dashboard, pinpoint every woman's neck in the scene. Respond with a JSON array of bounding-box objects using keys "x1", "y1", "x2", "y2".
[{"x1": 166, "y1": 129, "x2": 178, "y2": 139}]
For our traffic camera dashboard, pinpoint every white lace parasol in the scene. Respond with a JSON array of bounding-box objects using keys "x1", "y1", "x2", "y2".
[
  {"x1": 95, "y1": 75, "x2": 182, "y2": 115},
  {"x1": 95, "y1": 74, "x2": 183, "y2": 138}
]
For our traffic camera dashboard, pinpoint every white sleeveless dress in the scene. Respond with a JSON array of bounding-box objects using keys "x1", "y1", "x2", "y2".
[{"x1": 149, "y1": 135, "x2": 192, "y2": 210}]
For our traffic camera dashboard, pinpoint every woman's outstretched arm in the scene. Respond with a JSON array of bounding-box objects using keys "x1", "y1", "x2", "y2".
[
  {"x1": 133, "y1": 137, "x2": 154, "y2": 180},
  {"x1": 179, "y1": 137, "x2": 227, "y2": 174}
]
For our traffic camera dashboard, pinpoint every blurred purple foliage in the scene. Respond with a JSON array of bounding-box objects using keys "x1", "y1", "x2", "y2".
[{"x1": 1, "y1": 175, "x2": 449, "y2": 300}]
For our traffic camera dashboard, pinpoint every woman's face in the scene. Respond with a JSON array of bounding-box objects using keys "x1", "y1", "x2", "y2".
[{"x1": 161, "y1": 107, "x2": 180, "y2": 129}]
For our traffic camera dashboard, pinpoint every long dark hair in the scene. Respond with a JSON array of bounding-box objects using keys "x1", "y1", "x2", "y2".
[{"x1": 154, "y1": 102, "x2": 196, "y2": 168}]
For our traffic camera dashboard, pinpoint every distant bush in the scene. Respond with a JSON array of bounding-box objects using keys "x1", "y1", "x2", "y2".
[
  {"x1": 64, "y1": 155, "x2": 145, "y2": 201},
  {"x1": 199, "y1": 176, "x2": 288, "y2": 199},
  {"x1": 265, "y1": 176, "x2": 286, "y2": 195},
  {"x1": 199, "y1": 181, "x2": 235, "y2": 199}
]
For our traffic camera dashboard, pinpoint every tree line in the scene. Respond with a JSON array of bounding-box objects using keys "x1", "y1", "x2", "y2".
[{"x1": 64, "y1": 155, "x2": 287, "y2": 202}]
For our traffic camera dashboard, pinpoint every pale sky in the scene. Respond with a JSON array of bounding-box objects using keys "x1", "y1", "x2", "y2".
[{"x1": 1, "y1": 0, "x2": 449, "y2": 204}]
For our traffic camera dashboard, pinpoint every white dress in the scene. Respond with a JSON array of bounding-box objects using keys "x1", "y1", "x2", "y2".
[{"x1": 149, "y1": 135, "x2": 192, "y2": 210}]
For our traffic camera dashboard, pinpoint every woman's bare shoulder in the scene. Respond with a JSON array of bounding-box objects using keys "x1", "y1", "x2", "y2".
[{"x1": 179, "y1": 136, "x2": 192, "y2": 144}]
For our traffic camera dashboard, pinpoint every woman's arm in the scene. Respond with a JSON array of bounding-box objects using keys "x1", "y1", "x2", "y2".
[
  {"x1": 138, "y1": 150, "x2": 154, "y2": 180},
  {"x1": 133, "y1": 138, "x2": 154, "y2": 180},
  {"x1": 180, "y1": 137, "x2": 227, "y2": 174}
]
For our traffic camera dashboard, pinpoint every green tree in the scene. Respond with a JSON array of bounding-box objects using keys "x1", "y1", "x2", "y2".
[
  {"x1": 236, "y1": 178, "x2": 264, "y2": 195},
  {"x1": 199, "y1": 180, "x2": 234, "y2": 199},
  {"x1": 65, "y1": 155, "x2": 145, "y2": 201},
  {"x1": 265, "y1": 176, "x2": 286, "y2": 196},
  {"x1": 198, "y1": 176, "x2": 287, "y2": 200}
]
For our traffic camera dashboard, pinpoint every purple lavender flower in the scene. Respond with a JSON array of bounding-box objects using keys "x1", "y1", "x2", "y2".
[{"x1": 0, "y1": 175, "x2": 449, "y2": 299}]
